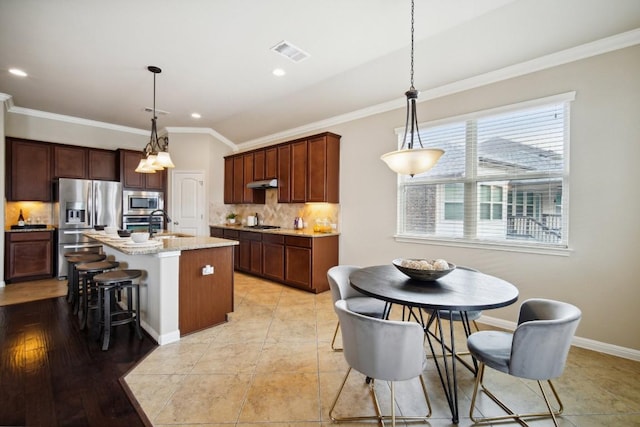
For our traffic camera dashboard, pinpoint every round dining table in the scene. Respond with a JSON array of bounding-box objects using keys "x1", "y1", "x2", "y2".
[{"x1": 349, "y1": 264, "x2": 519, "y2": 424}]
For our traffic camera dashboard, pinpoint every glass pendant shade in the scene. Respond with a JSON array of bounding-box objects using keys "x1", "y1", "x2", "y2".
[
  {"x1": 135, "y1": 158, "x2": 157, "y2": 173},
  {"x1": 381, "y1": 147, "x2": 444, "y2": 177},
  {"x1": 382, "y1": 0, "x2": 444, "y2": 177},
  {"x1": 155, "y1": 151, "x2": 175, "y2": 168}
]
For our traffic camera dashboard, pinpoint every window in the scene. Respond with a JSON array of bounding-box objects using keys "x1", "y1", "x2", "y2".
[{"x1": 397, "y1": 93, "x2": 573, "y2": 250}]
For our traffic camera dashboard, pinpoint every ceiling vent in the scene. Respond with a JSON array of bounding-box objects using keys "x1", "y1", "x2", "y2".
[{"x1": 271, "y1": 40, "x2": 310, "y2": 63}]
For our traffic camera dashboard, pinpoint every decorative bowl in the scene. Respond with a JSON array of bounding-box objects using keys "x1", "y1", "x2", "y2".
[
  {"x1": 104, "y1": 226, "x2": 118, "y2": 235},
  {"x1": 392, "y1": 258, "x2": 456, "y2": 281},
  {"x1": 117, "y1": 229, "x2": 131, "y2": 238},
  {"x1": 131, "y1": 232, "x2": 150, "y2": 243},
  {"x1": 94, "y1": 225, "x2": 105, "y2": 231}
]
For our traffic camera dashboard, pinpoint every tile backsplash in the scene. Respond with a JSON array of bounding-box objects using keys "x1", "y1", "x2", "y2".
[
  {"x1": 5, "y1": 202, "x2": 53, "y2": 228},
  {"x1": 209, "y1": 189, "x2": 339, "y2": 230}
]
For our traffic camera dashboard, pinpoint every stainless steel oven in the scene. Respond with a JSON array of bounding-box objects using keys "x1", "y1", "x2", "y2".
[
  {"x1": 123, "y1": 190, "x2": 163, "y2": 216},
  {"x1": 123, "y1": 215, "x2": 164, "y2": 232}
]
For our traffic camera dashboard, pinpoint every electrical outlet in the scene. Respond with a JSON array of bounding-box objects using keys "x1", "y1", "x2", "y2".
[{"x1": 202, "y1": 265, "x2": 214, "y2": 275}]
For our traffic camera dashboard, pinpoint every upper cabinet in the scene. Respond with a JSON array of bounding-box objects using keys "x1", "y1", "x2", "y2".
[
  {"x1": 307, "y1": 133, "x2": 340, "y2": 203},
  {"x1": 88, "y1": 149, "x2": 118, "y2": 181},
  {"x1": 119, "y1": 149, "x2": 166, "y2": 191},
  {"x1": 53, "y1": 145, "x2": 87, "y2": 179},
  {"x1": 6, "y1": 138, "x2": 52, "y2": 201},
  {"x1": 223, "y1": 152, "x2": 265, "y2": 204},
  {"x1": 224, "y1": 132, "x2": 340, "y2": 205}
]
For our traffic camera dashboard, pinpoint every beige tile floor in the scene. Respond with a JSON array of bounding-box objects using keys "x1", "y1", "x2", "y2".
[
  {"x1": 3, "y1": 275, "x2": 639, "y2": 426},
  {"x1": 122, "y1": 273, "x2": 640, "y2": 427}
]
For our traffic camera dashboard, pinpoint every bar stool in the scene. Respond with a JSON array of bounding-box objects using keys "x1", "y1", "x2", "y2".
[
  {"x1": 65, "y1": 253, "x2": 106, "y2": 314},
  {"x1": 93, "y1": 269, "x2": 143, "y2": 351},
  {"x1": 76, "y1": 260, "x2": 120, "y2": 330}
]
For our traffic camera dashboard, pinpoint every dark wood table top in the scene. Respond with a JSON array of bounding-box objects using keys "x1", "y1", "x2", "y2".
[{"x1": 349, "y1": 265, "x2": 519, "y2": 311}]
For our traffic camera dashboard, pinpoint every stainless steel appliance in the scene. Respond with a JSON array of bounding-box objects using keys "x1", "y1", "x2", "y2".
[
  {"x1": 122, "y1": 215, "x2": 164, "y2": 233},
  {"x1": 54, "y1": 178, "x2": 122, "y2": 278},
  {"x1": 123, "y1": 190, "x2": 163, "y2": 215}
]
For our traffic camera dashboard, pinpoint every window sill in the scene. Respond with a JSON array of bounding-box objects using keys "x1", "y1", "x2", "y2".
[{"x1": 394, "y1": 234, "x2": 572, "y2": 257}]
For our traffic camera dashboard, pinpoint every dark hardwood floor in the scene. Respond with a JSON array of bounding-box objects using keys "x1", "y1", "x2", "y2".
[{"x1": 0, "y1": 295, "x2": 157, "y2": 426}]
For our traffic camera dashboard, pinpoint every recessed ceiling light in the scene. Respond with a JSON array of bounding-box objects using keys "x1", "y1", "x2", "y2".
[
  {"x1": 191, "y1": 113, "x2": 201, "y2": 119},
  {"x1": 9, "y1": 68, "x2": 27, "y2": 77},
  {"x1": 272, "y1": 68, "x2": 286, "y2": 77}
]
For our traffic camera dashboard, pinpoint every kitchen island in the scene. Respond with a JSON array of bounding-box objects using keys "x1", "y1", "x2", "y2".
[{"x1": 86, "y1": 232, "x2": 238, "y2": 345}]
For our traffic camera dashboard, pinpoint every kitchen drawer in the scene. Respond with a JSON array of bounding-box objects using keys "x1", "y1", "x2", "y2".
[
  {"x1": 263, "y1": 234, "x2": 284, "y2": 244},
  {"x1": 8, "y1": 231, "x2": 52, "y2": 242},
  {"x1": 285, "y1": 235, "x2": 312, "y2": 248},
  {"x1": 223, "y1": 229, "x2": 239, "y2": 239},
  {"x1": 239, "y1": 230, "x2": 262, "y2": 241}
]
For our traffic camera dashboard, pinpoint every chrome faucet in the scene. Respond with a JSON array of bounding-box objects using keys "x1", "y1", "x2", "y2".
[{"x1": 148, "y1": 209, "x2": 172, "y2": 237}]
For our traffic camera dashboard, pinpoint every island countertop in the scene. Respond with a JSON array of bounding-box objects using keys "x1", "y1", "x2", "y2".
[{"x1": 85, "y1": 231, "x2": 238, "y2": 255}]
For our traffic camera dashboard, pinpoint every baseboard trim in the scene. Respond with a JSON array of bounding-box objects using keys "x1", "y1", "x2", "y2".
[{"x1": 479, "y1": 315, "x2": 640, "y2": 362}]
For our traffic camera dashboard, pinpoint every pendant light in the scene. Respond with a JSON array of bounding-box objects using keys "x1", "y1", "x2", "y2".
[
  {"x1": 135, "y1": 66, "x2": 176, "y2": 173},
  {"x1": 381, "y1": 0, "x2": 443, "y2": 177}
]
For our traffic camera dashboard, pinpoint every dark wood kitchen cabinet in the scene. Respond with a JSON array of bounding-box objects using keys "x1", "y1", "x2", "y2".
[
  {"x1": 6, "y1": 138, "x2": 52, "y2": 201},
  {"x1": 283, "y1": 235, "x2": 338, "y2": 292},
  {"x1": 179, "y1": 246, "x2": 234, "y2": 335},
  {"x1": 224, "y1": 153, "x2": 265, "y2": 204},
  {"x1": 119, "y1": 149, "x2": 166, "y2": 191},
  {"x1": 88, "y1": 148, "x2": 118, "y2": 181},
  {"x1": 277, "y1": 144, "x2": 291, "y2": 203},
  {"x1": 307, "y1": 133, "x2": 340, "y2": 203},
  {"x1": 5, "y1": 231, "x2": 54, "y2": 283},
  {"x1": 210, "y1": 227, "x2": 338, "y2": 293},
  {"x1": 53, "y1": 145, "x2": 87, "y2": 179},
  {"x1": 262, "y1": 234, "x2": 284, "y2": 282},
  {"x1": 224, "y1": 157, "x2": 234, "y2": 204},
  {"x1": 265, "y1": 147, "x2": 278, "y2": 179},
  {"x1": 290, "y1": 140, "x2": 308, "y2": 203},
  {"x1": 253, "y1": 149, "x2": 265, "y2": 180}
]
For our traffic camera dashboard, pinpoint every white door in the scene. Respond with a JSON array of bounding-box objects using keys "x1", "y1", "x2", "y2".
[{"x1": 171, "y1": 171, "x2": 205, "y2": 236}]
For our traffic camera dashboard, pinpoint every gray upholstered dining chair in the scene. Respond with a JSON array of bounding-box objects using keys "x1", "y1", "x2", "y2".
[
  {"x1": 329, "y1": 299, "x2": 432, "y2": 427},
  {"x1": 467, "y1": 298, "x2": 581, "y2": 426},
  {"x1": 327, "y1": 265, "x2": 387, "y2": 351}
]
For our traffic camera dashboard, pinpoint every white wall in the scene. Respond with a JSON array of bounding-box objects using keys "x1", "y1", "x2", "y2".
[{"x1": 324, "y1": 45, "x2": 640, "y2": 352}]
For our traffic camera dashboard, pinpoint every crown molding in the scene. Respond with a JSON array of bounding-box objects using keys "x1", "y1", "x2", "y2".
[
  {"x1": 164, "y1": 127, "x2": 237, "y2": 151},
  {"x1": 7, "y1": 106, "x2": 148, "y2": 135},
  {"x1": 239, "y1": 28, "x2": 640, "y2": 147}
]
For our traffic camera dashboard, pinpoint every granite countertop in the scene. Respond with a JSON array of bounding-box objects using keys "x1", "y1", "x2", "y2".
[
  {"x1": 210, "y1": 223, "x2": 340, "y2": 237},
  {"x1": 85, "y1": 231, "x2": 238, "y2": 255}
]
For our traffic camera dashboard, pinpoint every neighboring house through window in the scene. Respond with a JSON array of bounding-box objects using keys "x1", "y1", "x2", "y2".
[{"x1": 396, "y1": 92, "x2": 574, "y2": 251}]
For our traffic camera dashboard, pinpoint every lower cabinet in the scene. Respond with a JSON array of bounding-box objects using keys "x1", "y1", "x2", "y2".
[
  {"x1": 5, "y1": 231, "x2": 54, "y2": 283},
  {"x1": 178, "y1": 246, "x2": 234, "y2": 336},
  {"x1": 210, "y1": 227, "x2": 338, "y2": 293}
]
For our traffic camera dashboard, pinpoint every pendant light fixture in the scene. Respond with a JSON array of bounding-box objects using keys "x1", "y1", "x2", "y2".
[
  {"x1": 135, "y1": 66, "x2": 175, "y2": 173},
  {"x1": 381, "y1": 0, "x2": 443, "y2": 177}
]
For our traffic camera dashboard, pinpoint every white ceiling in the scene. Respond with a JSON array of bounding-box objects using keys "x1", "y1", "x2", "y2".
[{"x1": 1, "y1": 0, "x2": 639, "y2": 145}]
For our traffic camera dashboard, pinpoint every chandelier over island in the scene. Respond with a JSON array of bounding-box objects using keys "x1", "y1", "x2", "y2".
[{"x1": 135, "y1": 66, "x2": 175, "y2": 174}]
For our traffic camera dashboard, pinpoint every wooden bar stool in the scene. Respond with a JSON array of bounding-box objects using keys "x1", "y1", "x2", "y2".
[
  {"x1": 93, "y1": 269, "x2": 143, "y2": 351},
  {"x1": 76, "y1": 260, "x2": 120, "y2": 330},
  {"x1": 65, "y1": 253, "x2": 106, "y2": 314}
]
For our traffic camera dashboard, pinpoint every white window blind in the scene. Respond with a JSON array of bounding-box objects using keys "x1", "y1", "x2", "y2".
[{"x1": 397, "y1": 93, "x2": 573, "y2": 249}]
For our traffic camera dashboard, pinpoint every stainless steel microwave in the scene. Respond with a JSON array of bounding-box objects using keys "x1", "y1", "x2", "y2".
[{"x1": 123, "y1": 190, "x2": 164, "y2": 215}]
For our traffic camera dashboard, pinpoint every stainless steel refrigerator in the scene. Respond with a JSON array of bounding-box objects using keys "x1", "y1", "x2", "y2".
[{"x1": 54, "y1": 178, "x2": 122, "y2": 278}]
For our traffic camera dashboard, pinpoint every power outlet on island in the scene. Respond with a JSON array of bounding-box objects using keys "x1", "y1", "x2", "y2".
[{"x1": 202, "y1": 265, "x2": 214, "y2": 275}]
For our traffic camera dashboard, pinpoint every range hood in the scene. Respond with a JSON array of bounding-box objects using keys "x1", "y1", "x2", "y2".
[{"x1": 247, "y1": 179, "x2": 278, "y2": 189}]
